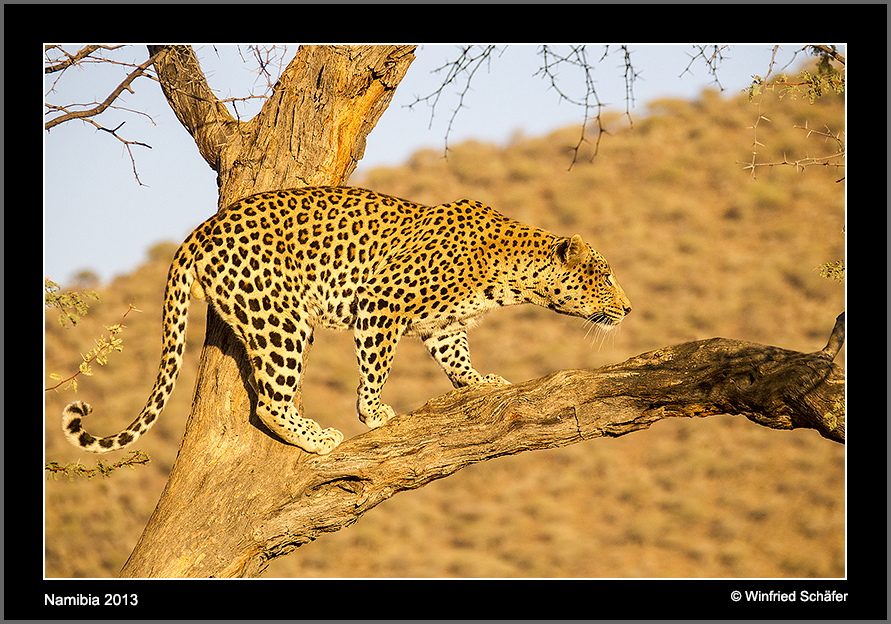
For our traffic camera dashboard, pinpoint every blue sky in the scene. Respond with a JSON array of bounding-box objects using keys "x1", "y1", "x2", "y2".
[{"x1": 44, "y1": 44, "x2": 826, "y2": 285}]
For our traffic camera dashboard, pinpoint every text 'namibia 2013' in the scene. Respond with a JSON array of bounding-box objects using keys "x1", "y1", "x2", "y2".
[{"x1": 45, "y1": 593, "x2": 139, "y2": 607}]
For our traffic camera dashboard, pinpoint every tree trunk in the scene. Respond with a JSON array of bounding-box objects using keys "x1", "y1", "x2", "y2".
[{"x1": 119, "y1": 44, "x2": 416, "y2": 578}]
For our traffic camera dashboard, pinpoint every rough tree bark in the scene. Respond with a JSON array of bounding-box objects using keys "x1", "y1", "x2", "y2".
[{"x1": 118, "y1": 45, "x2": 844, "y2": 578}]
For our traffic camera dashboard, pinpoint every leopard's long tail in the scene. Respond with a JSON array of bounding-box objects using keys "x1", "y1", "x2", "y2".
[{"x1": 61, "y1": 240, "x2": 199, "y2": 453}]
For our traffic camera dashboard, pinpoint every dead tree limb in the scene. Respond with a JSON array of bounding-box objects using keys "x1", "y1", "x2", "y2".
[{"x1": 120, "y1": 312, "x2": 844, "y2": 577}]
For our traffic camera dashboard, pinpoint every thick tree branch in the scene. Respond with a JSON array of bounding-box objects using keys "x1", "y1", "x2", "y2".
[
  {"x1": 217, "y1": 45, "x2": 417, "y2": 199},
  {"x1": 148, "y1": 45, "x2": 236, "y2": 172},
  {"x1": 147, "y1": 44, "x2": 417, "y2": 207},
  {"x1": 120, "y1": 313, "x2": 844, "y2": 577}
]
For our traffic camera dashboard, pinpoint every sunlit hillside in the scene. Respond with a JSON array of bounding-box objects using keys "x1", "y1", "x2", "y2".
[{"x1": 45, "y1": 73, "x2": 844, "y2": 578}]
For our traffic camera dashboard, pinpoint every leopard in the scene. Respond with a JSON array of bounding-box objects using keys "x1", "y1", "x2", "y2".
[{"x1": 62, "y1": 186, "x2": 631, "y2": 455}]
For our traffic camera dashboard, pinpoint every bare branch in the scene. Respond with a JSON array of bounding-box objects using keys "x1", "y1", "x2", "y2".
[
  {"x1": 536, "y1": 45, "x2": 606, "y2": 168},
  {"x1": 44, "y1": 48, "x2": 165, "y2": 130},
  {"x1": 406, "y1": 45, "x2": 501, "y2": 157},
  {"x1": 741, "y1": 122, "x2": 845, "y2": 180},
  {"x1": 619, "y1": 44, "x2": 639, "y2": 123},
  {"x1": 534, "y1": 45, "x2": 642, "y2": 169},
  {"x1": 680, "y1": 45, "x2": 729, "y2": 91},
  {"x1": 44, "y1": 46, "x2": 168, "y2": 185},
  {"x1": 44, "y1": 44, "x2": 124, "y2": 74},
  {"x1": 742, "y1": 45, "x2": 844, "y2": 180},
  {"x1": 407, "y1": 45, "x2": 641, "y2": 170},
  {"x1": 44, "y1": 46, "x2": 164, "y2": 186}
]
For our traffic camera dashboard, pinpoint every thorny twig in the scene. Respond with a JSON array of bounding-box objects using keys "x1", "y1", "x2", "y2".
[
  {"x1": 45, "y1": 46, "x2": 167, "y2": 186},
  {"x1": 45, "y1": 303, "x2": 140, "y2": 393},
  {"x1": 406, "y1": 45, "x2": 501, "y2": 158},
  {"x1": 680, "y1": 45, "x2": 729, "y2": 91},
  {"x1": 46, "y1": 450, "x2": 152, "y2": 481},
  {"x1": 45, "y1": 45, "x2": 278, "y2": 184},
  {"x1": 44, "y1": 47, "x2": 165, "y2": 131},
  {"x1": 536, "y1": 45, "x2": 610, "y2": 169},
  {"x1": 743, "y1": 45, "x2": 845, "y2": 180},
  {"x1": 741, "y1": 122, "x2": 845, "y2": 181}
]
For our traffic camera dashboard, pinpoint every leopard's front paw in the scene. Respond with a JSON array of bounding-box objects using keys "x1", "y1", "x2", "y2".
[
  {"x1": 360, "y1": 404, "x2": 396, "y2": 429},
  {"x1": 300, "y1": 426, "x2": 344, "y2": 455},
  {"x1": 479, "y1": 374, "x2": 511, "y2": 385}
]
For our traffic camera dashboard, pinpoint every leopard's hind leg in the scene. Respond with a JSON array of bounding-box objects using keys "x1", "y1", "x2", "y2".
[{"x1": 219, "y1": 303, "x2": 343, "y2": 455}]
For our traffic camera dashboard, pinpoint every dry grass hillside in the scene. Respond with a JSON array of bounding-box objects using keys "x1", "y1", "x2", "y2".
[{"x1": 45, "y1": 77, "x2": 844, "y2": 578}]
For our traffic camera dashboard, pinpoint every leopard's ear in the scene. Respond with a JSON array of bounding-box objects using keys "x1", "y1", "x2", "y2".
[{"x1": 554, "y1": 234, "x2": 590, "y2": 269}]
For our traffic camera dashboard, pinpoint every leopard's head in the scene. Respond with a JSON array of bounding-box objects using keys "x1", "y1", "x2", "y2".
[{"x1": 540, "y1": 235, "x2": 631, "y2": 330}]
